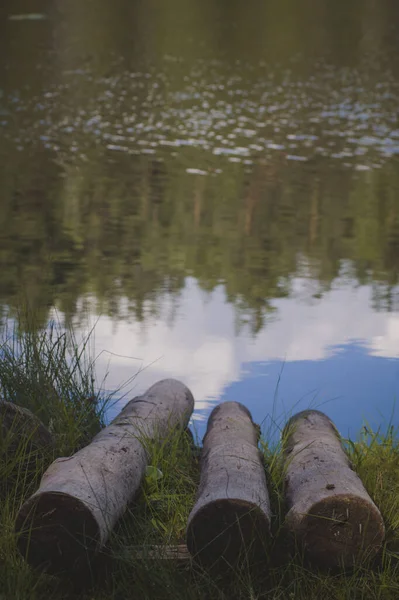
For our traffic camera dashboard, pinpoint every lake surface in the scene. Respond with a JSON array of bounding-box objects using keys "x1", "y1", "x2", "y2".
[{"x1": 1, "y1": 0, "x2": 399, "y2": 440}]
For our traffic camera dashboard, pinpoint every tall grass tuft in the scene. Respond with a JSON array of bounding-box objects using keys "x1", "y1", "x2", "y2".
[{"x1": 0, "y1": 319, "x2": 106, "y2": 454}]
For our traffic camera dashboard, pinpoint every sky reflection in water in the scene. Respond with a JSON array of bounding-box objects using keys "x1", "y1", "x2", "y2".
[{"x1": 90, "y1": 275, "x2": 399, "y2": 440}]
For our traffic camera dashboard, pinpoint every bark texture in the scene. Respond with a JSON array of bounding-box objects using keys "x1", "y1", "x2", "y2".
[
  {"x1": 15, "y1": 379, "x2": 194, "y2": 573},
  {"x1": 0, "y1": 399, "x2": 53, "y2": 453},
  {"x1": 186, "y1": 402, "x2": 270, "y2": 570},
  {"x1": 282, "y1": 410, "x2": 385, "y2": 568}
]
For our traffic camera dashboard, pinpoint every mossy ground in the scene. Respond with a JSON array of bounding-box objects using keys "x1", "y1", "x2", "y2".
[{"x1": 1, "y1": 324, "x2": 399, "y2": 599}]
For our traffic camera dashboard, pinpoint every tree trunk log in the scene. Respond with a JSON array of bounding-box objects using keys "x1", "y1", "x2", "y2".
[
  {"x1": 186, "y1": 402, "x2": 271, "y2": 570},
  {"x1": 15, "y1": 379, "x2": 194, "y2": 574},
  {"x1": 282, "y1": 410, "x2": 385, "y2": 568}
]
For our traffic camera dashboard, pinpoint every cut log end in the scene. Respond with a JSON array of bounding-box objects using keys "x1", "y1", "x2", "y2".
[
  {"x1": 16, "y1": 492, "x2": 100, "y2": 573},
  {"x1": 187, "y1": 499, "x2": 270, "y2": 570},
  {"x1": 282, "y1": 409, "x2": 339, "y2": 452},
  {"x1": 287, "y1": 494, "x2": 385, "y2": 568}
]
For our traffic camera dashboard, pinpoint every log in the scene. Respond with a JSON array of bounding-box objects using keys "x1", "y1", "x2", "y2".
[
  {"x1": 15, "y1": 379, "x2": 194, "y2": 574},
  {"x1": 282, "y1": 410, "x2": 385, "y2": 568},
  {"x1": 129, "y1": 544, "x2": 191, "y2": 562},
  {"x1": 186, "y1": 402, "x2": 271, "y2": 570},
  {"x1": 0, "y1": 399, "x2": 53, "y2": 454}
]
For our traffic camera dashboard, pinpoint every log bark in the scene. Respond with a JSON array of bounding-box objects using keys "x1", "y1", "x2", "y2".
[
  {"x1": 0, "y1": 399, "x2": 53, "y2": 454},
  {"x1": 282, "y1": 410, "x2": 385, "y2": 568},
  {"x1": 15, "y1": 379, "x2": 194, "y2": 574},
  {"x1": 186, "y1": 402, "x2": 271, "y2": 570}
]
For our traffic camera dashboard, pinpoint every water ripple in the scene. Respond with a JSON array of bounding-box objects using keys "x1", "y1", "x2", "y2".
[{"x1": 1, "y1": 58, "x2": 399, "y2": 169}]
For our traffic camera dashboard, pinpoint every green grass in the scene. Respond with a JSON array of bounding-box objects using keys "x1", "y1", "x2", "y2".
[{"x1": 1, "y1": 323, "x2": 399, "y2": 599}]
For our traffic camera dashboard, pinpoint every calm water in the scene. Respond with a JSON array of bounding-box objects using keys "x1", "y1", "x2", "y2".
[{"x1": 1, "y1": 0, "x2": 399, "y2": 439}]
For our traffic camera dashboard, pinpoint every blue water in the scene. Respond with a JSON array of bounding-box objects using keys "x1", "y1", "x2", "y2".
[
  {"x1": 92, "y1": 277, "x2": 399, "y2": 441},
  {"x1": 223, "y1": 345, "x2": 399, "y2": 444}
]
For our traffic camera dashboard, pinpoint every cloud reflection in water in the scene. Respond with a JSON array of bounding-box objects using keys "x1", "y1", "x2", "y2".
[{"x1": 85, "y1": 276, "x2": 399, "y2": 439}]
